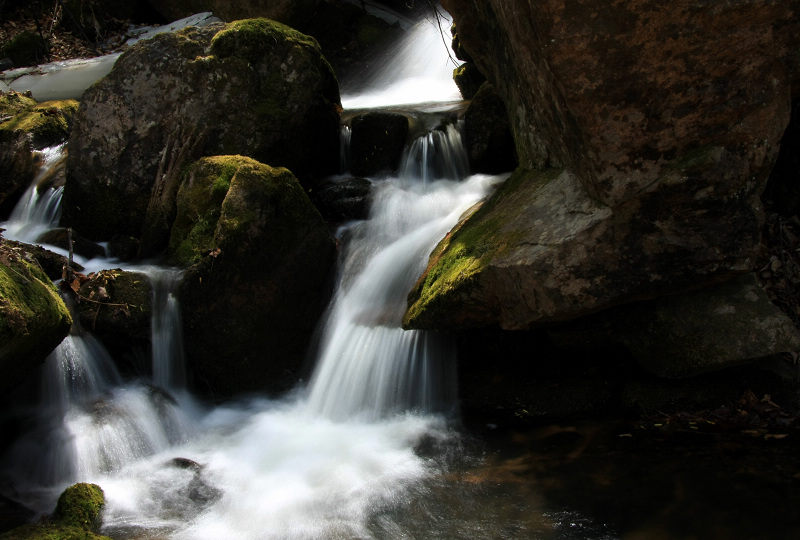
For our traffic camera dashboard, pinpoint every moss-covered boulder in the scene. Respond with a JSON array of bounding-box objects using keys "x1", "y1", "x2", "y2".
[
  {"x1": 0, "y1": 100, "x2": 79, "y2": 151},
  {"x1": 63, "y1": 18, "x2": 341, "y2": 253},
  {"x1": 171, "y1": 156, "x2": 337, "y2": 396},
  {"x1": 405, "y1": 150, "x2": 762, "y2": 330},
  {"x1": 0, "y1": 483, "x2": 111, "y2": 540},
  {"x1": 0, "y1": 238, "x2": 72, "y2": 394}
]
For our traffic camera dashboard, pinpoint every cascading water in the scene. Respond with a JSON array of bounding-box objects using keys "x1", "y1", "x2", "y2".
[
  {"x1": 0, "y1": 6, "x2": 528, "y2": 539},
  {"x1": 3, "y1": 143, "x2": 66, "y2": 243}
]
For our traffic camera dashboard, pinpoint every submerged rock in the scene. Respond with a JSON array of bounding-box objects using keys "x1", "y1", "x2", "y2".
[
  {"x1": 171, "y1": 156, "x2": 336, "y2": 396},
  {"x1": 310, "y1": 176, "x2": 373, "y2": 222},
  {"x1": 350, "y1": 112, "x2": 409, "y2": 177},
  {"x1": 0, "y1": 238, "x2": 72, "y2": 394},
  {"x1": 63, "y1": 18, "x2": 341, "y2": 252}
]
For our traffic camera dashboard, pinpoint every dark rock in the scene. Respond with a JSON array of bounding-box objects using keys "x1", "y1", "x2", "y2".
[
  {"x1": 107, "y1": 235, "x2": 140, "y2": 262},
  {"x1": 452, "y1": 62, "x2": 485, "y2": 100},
  {"x1": 76, "y1": 269, "x2": 153, "y2": 359},
  {"x1": 37, "y1": 228, "x2": 106, "y2": 260},
  {"x1": 310, "y1": 177, "x2": 372, "y2": 222},
  {"x1": 305, "y1": 1, "x2": 405, "y2": 87},
  {"x1": 171, "y1": 156, "x2": 336, "y2": 397},
  {"x1": 548, "y1": 274, "x2": 800, "y2": 378},
  {"x1": 350, "y1": 112, "x2": 409, "y2": 177},
  {"x1": 0, "y1": 31, "x2": 48, "y2": 68},
  {"x1": 763, "y1": 100, "x2": 800, "y2": 217},
  {"x1": 63, "y1": 19, "x2": 341, "y2": 253},
  {"x1": 463, "y1": 83, "x2": 515, "y2": 173}
]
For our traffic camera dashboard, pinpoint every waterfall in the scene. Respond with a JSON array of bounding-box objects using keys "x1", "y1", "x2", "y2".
[
  {"x1": 306, "y1": 127, "x2": 498, "y2": 419},
  {"x1": 150, "y1": 269, "x2": 187, "y2": 391},
  {"x1": 0, "y1": 6, "x2": 515, "y2": 538},
  {"x1": 3, "y1": 144, "x2": 66, "y2": 243},
  {"x1": 341, "y1": 9, "x2": 461, "y2": 109}
]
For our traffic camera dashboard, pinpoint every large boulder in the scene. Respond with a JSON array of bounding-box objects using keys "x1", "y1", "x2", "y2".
[
  {"x1": 171, "y1": 156, "x2": 336, "y2": 396},
  {"x1": 63, "y1": 18, "x2": 341, "y2": 254},
  {"x1": 408, "y1": 1, "x2": 799, "y2": 332},
  {"x1": 0, "y1": 238, "x2": 72, "y2": 394}
]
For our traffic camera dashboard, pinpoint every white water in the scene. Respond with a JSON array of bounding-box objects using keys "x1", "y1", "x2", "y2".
[
  {"x1": 3, "y1": 144, "x2": 65, "y2": 242},
  {"x1": 341, "y1": 10, "x2": 462, "y2": 109},
  {"x1": 0, "y1": 7, "x2": 511, "y2": 538}
]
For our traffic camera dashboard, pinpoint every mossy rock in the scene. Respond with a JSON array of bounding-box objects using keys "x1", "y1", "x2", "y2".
[
  {"x1": 0, "y1": 93, "x2": 41, "y2": 217},
  {"x1": 0, "y1": 100, "x2": 79, "y2": 150},
  {"x1": 172, "y1": 156, "x2": 337, "y2": 396},
  {"x1": 0, "y1": 239, "x2": 72, "y2": 394},
  {"x1": 0, "y1": 483, "x2": 111, "y2": 540},
  {"x1": 0, "y1": 93, "x2": 38, "y2": 119},
  {"x1": 64, "y1": 18, "x2": 340, "y2": 244}
]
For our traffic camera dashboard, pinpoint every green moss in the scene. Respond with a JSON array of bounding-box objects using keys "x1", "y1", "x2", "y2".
[
  {"x1": 404, "y1": 168, "x2": 560, "y2": 327},
  {"x1": 210, "y1": 18, "x2": 320, "y2": 64},
  {"x1": 0, "y1": 246, "x2": 72, "y2": 387},
  {"x1": 0, "y1": 93, "x2": 37, "y2": 118},
  {"x1": 0, "y1": 100, "x2": 79, "y2": 149},
  {"x1": 168, "y1": 155, "x2": 318, "y2": 268},
  {"x1": 0, "y1": 483, "x2": 110, "y2": 540},
  {"x1": 53, "y1": 484, "x2": 105, "y2": 531}
]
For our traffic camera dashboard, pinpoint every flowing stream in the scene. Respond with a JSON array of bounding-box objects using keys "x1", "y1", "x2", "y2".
[
  {"x1": 6, "y1": 6, "x2": 786, "y2": 539},
  {"x1": 0, "y1": 8, "x2": 517, "y2": 539}
]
